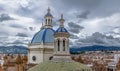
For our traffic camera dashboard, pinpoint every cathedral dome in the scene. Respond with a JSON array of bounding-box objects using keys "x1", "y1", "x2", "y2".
[
  {"x1": 56, "y1": 27, "x2": 68, "y2": 33},
  {"x1": 31, "y1": 28, "x2": 55, "y2": 43}
]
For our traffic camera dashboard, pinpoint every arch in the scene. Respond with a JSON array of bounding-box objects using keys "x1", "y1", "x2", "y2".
[
  {"x1": 57, "y1": 39, "x2": 60, "y2": 51},
  {"x1": 63, "y1": 39, "x2": 66, "y2": 51},
  {"x1": 48, "y1": 19, "x2": 50, "y2": 24},
  {"x1": 46, "y1": 19, "x2": 47, "y2": 24},
  {"x1": 49, "y1": 56, "x2": 53, "y2": 60}
]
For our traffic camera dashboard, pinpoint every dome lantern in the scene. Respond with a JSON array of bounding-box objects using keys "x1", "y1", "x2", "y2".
[
  {"x1": 56, "y1": 14, "x2": 68, "y2": 33},
  {"x1": 59, "y1": 14, "x2": 65, "y2": 27},
  {"x1": 44, "y1": 7, "x2": 53, "y2": 28}
]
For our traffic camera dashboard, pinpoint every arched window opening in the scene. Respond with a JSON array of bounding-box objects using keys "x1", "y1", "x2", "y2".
[
  {"x1": 63, "y1": 39, "x2": 65, "y2": 51},
  {"x1": 49, "y1": 56, "x2": 53, "y2": 60},
  {"x1": 48, "y1": 19, "x2": 50, "y2": 24},
  {"x1": 58, "y1": 39, "x2": 60, "y2": 51},
  {"x1": 46, "y1": 19, "x2": 47, "y2": 24}
]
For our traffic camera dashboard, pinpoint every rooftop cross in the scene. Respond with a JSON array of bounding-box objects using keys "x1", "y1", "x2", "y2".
[
  {"x1": 61, "y1": 14, "x2": 63, "y2": 19},
  {"x1": 47, "y1": 7, "x2": 50, "y2": 13}
]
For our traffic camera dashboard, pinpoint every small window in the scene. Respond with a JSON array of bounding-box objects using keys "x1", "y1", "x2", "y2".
[
  {"x1": 46, "y1": 19, "x2": 47, "y2": 24},
  {"x1": 58, "y1": 39, "x2": 60, "y2": 51},
  {"x1": 63, "y1": 39, "x2": 65, "y2": 51},
  {"x1": 32, "y1": 56, "x2": 36, "y2": 61},
  {"x1": 49, "y1": 56, "x2": 53, "y2": 60},
  {"x1": 48, "y1": 19, "x2": 50, "y2": 24}
]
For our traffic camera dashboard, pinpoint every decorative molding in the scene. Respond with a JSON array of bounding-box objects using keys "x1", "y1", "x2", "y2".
[{"x1": 54, "y1": 32, "x2": 70, "y2": 37}]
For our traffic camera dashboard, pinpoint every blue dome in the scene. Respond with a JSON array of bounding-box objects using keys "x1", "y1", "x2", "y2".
[
  {"x1": 56, "y1": 27, "x2": 68, "y2": 33},
  {"x1": 31, "y1": 28, "x2": 55, "y2": 43}
]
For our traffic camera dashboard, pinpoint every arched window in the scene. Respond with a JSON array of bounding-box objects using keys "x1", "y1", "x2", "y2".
[
  {"x1": 49, "y1": 56, "x2": 53, "y2": 60},
  {"x1": 63, "y1": 39, "x2": 65, "y2": 51},
  {"x1": 46, "y1": 19, "x2": 47, "y2": 24},
  {"x1": 57, "y1": 39, "x2": 60, "y2": 51},
  {"x1": 48, "y1": 19, "x2": 50, "y2": 24}
]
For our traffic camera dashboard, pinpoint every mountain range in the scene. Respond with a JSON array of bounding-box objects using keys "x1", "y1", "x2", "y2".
[
  {"x1": 70, "y1": 45, "x2": 120, "y2": 54},
  {"x1": 0, "y1": 46, "x2": 27, "y2": 54},
  {"x1": 0, "y1": 45, "x2": 120, "y2": 54}
]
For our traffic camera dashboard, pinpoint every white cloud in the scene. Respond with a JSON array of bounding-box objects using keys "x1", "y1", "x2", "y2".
[
  {"x1": 0, "y1": 13, "x2": 41, "y2": 46},
  {"x1": 80, "y1": 13, "x2": 120, "y2": 36},
  {"x1": 75, "y1": 32, "x2": 120, "y2": 46}
]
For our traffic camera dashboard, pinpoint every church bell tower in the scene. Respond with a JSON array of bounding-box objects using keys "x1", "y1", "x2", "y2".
[{"x1": 52, "y1": 14, "x2": 71, "y2": 62}]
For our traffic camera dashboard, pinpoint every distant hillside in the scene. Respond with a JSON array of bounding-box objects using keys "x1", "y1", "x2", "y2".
[
  {"x1": 1, "y1": 45, "x2": 120, "y2": 54},
  {"x1": 0, "y1": 46, "x2": 27, "y2": 54},
  {"x1": 70, "y1": 45, "x2": 120, "y2": 54}
]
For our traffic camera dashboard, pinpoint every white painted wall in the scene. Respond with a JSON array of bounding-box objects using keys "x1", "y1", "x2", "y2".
[{"x1": 28, "y1": 43, "x2": 54, "y2": 64}]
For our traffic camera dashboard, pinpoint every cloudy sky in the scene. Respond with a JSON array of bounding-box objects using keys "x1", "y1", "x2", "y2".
[{"x1": 0, "y1": 0, "x2": 120, "y2": 47}]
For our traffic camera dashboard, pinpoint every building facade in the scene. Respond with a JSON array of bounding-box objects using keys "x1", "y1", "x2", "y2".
[
  {"x1": 2, "y1": 54, "x2": 28, "y2": 71},
  {"x1": 28, "y1": 8, "x2": 55, "y2": 64}
]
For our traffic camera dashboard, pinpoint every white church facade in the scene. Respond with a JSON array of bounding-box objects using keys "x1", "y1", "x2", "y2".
[{"x1": 28, "y1": 8, "x2": 70, "y2": 64}]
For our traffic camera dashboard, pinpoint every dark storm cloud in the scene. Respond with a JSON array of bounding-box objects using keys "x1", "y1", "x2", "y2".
[
  {"x1": 9, "y1": 24, "x2": 26, "y2": 30},
  {"x1": 50, "y1": 0, "x2": 120, "y2": 18},
  {"x1": 70, "y1": 34, "x2": 79, "y2": 39},
  {"x1": 17, "y1": 5, "x2": 34, "y2": 17},
  {"x1": 69, "y1": 28, "x2": 80, "y2": 34},
  {"x1": 51, "y1": 0, "x2": 102, "y2": 10},
  {"x1": 76, "y1": 32, "x2": 120, "y2": 46},
  {"x1": 16, "y1": 1, "x2": 48, "y2": 19},
  {"x1": 76, "y1": 10, "x2": 90, "y2": 19},
  {"x1": 0, "y1": 13, "x2": 15, "y2": 22},
  {"x1": 12, "y1": 40, "x2": 24, "y2": 44},
  {"x1": 68, "y1": 22, "x2": 84, "y2": 34},
  {"x1": 68, "y1": 22, "x2": 84, "y2": 29},
  {"x1": 29, "y1": 27, "x2": 35, "y2": 31},
  {"x1": 16, "y1": 33, "x2": 28, "y2": 37}
]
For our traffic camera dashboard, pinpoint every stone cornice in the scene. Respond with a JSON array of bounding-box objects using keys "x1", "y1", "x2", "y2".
[
  {"x1": 28, "y1": 43, "x2": 54, "y2": 46},
  {"x1": 54, "y1": 32, "x2": 70, "y2": 37},
  {"x1": 53, "y1": 54, "x2": 70, "y2": 56},
  {"x1": 29, "y1": 48, "x2": 53, "y2": 51}
]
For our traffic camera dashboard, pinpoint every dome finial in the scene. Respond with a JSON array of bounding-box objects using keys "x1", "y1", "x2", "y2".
[
  {"x1": 47, "y1": 7, "x2": 50, "y2": 13},
  {"x1": 59, "y1": 14, "x2": 65, "y2": 27},
  {"x1": 61, "y1": 14, "x2": 63, "y2": 19}
]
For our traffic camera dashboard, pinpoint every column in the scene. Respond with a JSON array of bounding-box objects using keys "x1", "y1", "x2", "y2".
[
  {"x1": 65, "y1": 39, "x2": 68, "y2": 53},
  {"x1": 47, "y1": 18, "x2": 48, "y2": 25},
  {"x1": 60, "y1": 39, "x2": 63, "y2": 52},
  {"x1": 51, "y1": 19, "x2": 52, "y2": 25},
  {"x1": 54, "y1": 39, "x2": 57, "y2": 53}
]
